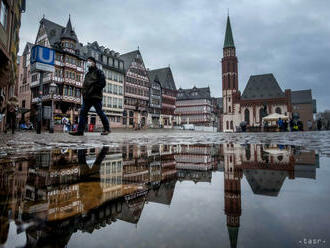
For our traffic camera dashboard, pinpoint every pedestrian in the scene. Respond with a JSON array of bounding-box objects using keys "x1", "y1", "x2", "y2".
[
  {"x1": 62, "y1": 117, "x2": 69, "y2": 132},
  {"x1": 289, "y1": 119, "x2": 294, "y2": 132},
  {"x1": 298, "y1": 120, "x2": 304, "y2": 131},
  {"x1": 70, "y1": 57, "x2": 110, "y2": 136},
  {"x1": 4, "y1": 96, "x2": 19, "y2": 134},
  {"x1": 277, "y1": 118, "x2": 283, "y2": 131},
  {"x1": 283, "y1": 120, "x2": 288, "y2": 132},
  {"x1": 317, "y1": 119, "x2": 322, "y2": 131}
]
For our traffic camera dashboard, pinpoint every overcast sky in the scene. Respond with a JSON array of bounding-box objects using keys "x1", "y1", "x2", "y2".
[{"x1": 19, "y1": 0, "x2": 330, "y2": 111}]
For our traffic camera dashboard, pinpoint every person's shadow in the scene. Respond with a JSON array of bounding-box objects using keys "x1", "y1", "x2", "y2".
[{"x1": 78, "y1": 146, "x2": 109, "y2": 181}]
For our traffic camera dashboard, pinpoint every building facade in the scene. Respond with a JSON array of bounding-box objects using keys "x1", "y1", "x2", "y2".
[
  {"x1": 120, "y1": 50, "x2": 150, "y2": 128},
  {"x1": 17, "y1": 42, "x2": 33, "y2": 123},
  {"x1": 148, "y1": 67, "x2": 177, "y2": 128},
  {"x1": 0, "y1": 0, "x2": 26, "y2": 131},
  {"x1": 30, "y1": 17, "x2": 85, "y2": 130},
  {"x1": 82, "y1": 41, "x2": 125, "y2": 129},
  {"x1": 148, "y1": 74, "x2": 162, "y2": 128},
  {"x1": 291, "y1": 90, "x2": 316, "y2": 130},
  {"x1": 175, "y1": 86, "x2": 214, "y2": 126},
  {"x1": 221, "y1": 16, "x2": 292, "y2": 132}
]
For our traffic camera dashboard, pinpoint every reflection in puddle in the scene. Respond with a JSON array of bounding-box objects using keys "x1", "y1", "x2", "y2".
[{"x1": 0, "y1": 144, "x2": 321, "y2": 247}]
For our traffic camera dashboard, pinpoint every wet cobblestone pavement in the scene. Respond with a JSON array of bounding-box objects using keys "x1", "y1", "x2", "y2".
[
  {"x1": 0, "y1": 131, "x2": 330, "y2": 247},
  {"x1": 1, "y1": 130, "x2": 330, "y2": 156}
]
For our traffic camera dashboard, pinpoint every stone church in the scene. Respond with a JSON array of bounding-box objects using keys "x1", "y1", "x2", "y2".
[{"x1": 220, "y1": 16, "x2": 292, "y2": 132}]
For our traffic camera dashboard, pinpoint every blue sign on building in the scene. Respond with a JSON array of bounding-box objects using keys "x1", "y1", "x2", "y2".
[
  {"x1": 31, "y1": 45, "x2": 55, "y2": 65},
  {"x1": 30, "y1": 45, "x2": 55, "y2": 72}
]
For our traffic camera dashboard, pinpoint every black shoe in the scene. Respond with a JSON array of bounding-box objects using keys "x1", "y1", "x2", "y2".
[
  {"x1": 69, "y1": 131, "x2": 84, "y2": 136},
  {"x1": 101, "y1": 130, "x2": 111, "y2": 135}
]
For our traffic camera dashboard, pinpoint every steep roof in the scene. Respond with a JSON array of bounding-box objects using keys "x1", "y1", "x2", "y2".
[
  {"x1": 224, "y1": 16, "x2": 235, "y2": 48},
  {"x1": 241, "y1": 73, "x2": 285, "y2": 100},
  {"x1": 39, "y1": 17, "x2": 83, "y2": 56},
  {"x1": 23, "y1": 42, "x2": 34, "y2": 55},
  {"x1": 60, "y1": 17, "x2": 78, "y2": 42},
  {"x1": 39, "y1": 17, "x2": 64, "y2": 47},
  {"x1": 291, "y1": 89, "x2": 313, "y2": 104},
  {"x1": 148, "y1": 67, "x2": 177, "y2": 91},
  {"x1": 244, "y1": 169, "x2": 287, "y2": 197},
  {"x1": 120, "y1": 50, "x2": 141, "y2": 72},
  {"x1": 177, "y1": 86, "x2": 211, "y2": 100}
]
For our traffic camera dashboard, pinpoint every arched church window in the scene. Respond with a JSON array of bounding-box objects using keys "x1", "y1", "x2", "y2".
[
  {"x1": 229, "y1": 106, "x2": 231, "y2": 113},
  {"x1": 244, "y1": 108, "x2": 250, "y2": 125},
  {"x1": 275, "y1": 107, "x2": 281, "y2": 114},
  {"x1": 226, "y1": 121, "x2": 229, "y2": 130},
  {"x1": 259, "y1": 108, "x2": 264, "y2": 124},
  {"x1": 228, "y1": 75, "x2": 231, "y2": 89},
  {"x1": 230, "y1": 121, "x2": 233, "y2": 130}
]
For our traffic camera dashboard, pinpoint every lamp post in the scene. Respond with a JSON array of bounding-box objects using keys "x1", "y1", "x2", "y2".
[{"x1": 49, "y1": 82, "x2": 57, "y2": 133}]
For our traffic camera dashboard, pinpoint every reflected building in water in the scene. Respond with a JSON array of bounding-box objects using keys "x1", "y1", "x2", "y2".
[
  {"x1": 0, "y1": 143, "x2": 320, "y2": 248},
  {"x1": 220, "y1": 143, "x2": 320, "y2": 248}
]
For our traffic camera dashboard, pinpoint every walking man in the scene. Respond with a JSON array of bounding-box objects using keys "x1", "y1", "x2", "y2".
[{"x1": 70, "y1": 57, "x2": 110, "y2": 136}]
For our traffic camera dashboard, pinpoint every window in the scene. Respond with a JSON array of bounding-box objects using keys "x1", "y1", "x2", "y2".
[
  {"x1": 118, "y1": 99, "x2": 123, "y2": 108},
  {"x1": 230, "y1": 121, "x2": 234, "y2": 130},
  {"x1": 119, "y1": 86, "x2": 123, "y2": 95},
  {"x1": 113, "y1": 98, "x2": 117, "y2": 108},
  {"x1": 244, "y1": 108, "x2": 250, "y2": 125},
  {"x1": 0, "y1": 1, "x2": 8, "y2": 30},
  {"x1": 113, "y1": 85, "x2": 118, "y2": 94},
  {"x1": 22, "y1": 100, "x2": 25, "y2": 108}
]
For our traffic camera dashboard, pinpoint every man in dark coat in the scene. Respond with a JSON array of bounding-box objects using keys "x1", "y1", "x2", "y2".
[{"x1": 70, "y1": 57, "x2": 110, "y2": 136}]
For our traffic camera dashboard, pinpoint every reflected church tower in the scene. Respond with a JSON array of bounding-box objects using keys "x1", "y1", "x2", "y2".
[{"x1": 223, "y1": 144, "x2": 242, "y2": 248}]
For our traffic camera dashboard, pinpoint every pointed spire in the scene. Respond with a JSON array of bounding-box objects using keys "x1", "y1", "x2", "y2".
[
  {"x1": 61, "y1": 15, "x2": 78, "y2": 42},
  {"x1": 223, "y1": 15, "x2": 235, "y2": 48},
  {"x1": 227, "y1": 226, "x2": 239, "y2": 248}
]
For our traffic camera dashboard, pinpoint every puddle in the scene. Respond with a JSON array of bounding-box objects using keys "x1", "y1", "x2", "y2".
[{"x1": 0, "y1": 143, "x2": 328, "y2": 248}]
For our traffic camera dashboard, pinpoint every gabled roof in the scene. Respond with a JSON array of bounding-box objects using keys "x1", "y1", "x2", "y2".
[
  {"x1": 244, "y1": 169, "x2": 287, "y2": 197},
  {"x1": 39, "y1": 17, "x2": 64, "y2": 47},
  {"x1": 148, "y1": 67, "x2": 177, "y2": 91},
  {"x1": 39, "y1": 17, "x2": 83, "y2": 56},
  {"x1": 291, "y1": 89, "x2": 313, "y2": 104},
  {"x1": 224, "y1": 16, "x2": 235, "y2": 49},
  {"x1": 241, "y1": 73, "x2": 285, "y2": 100},
  {"x1": 120, "y1": 50, "x2": 141, "y2": 72},
  {"x1": 23, "y1": 42, "x2": 34, "y2": 55},
  {"x1": 177, "y1": 86, "x2": 211, "y2": 100}
]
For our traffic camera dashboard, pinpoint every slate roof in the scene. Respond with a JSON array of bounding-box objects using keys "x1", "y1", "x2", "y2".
[
  {"x1": 120, "y1": 50, "x2": 141, "y2": 72},
  {"x1": 291, "y1": 89, "x2": 313, "y2": 104},
  {"x1": 241, "y1": 73, "x2": 285, "y2": 100},
  {"x1": 39, "y1": 18, "x2": 63, "y2": 46},
  {"x1": 23, "y1": 42, "x2": 34, "y2": 55},
  {"x1": 177, "y1": 86, "x2": 211, "y2": 101},
  {"x1": 148, "y1": 67, "x2": 177, "y2": 91},
  {"x1": 60, "y1": 17, "x2": 78, "y2": 42},
  {"x1": 224, "y1": 16, "x2": 235, "y2": 48},
  {"x1": 39, "y1": 17, "x2": 83, "y2": 56},
  {"x1": 244, "y1": 169, "x2": 287, "y2": 197}
]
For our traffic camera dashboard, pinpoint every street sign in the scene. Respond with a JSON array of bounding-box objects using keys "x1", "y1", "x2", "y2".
[{"x1": 30, "y1": 45, "x2": 55, "y2": 72}]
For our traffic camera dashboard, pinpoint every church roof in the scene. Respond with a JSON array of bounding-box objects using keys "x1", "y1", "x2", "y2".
[
  {"x1": 227, "y1": 226, "x2": 239, "y2": 248},
  {"x1": 224, "y1": 16, "x2": 235, "y2": 48},
  {"x1": 241, "y1": 73, "x2": 285, "y2": 100},
  {"x1": 177, "y1": 86, "x2": 211, "y2": 101},
  {"x1": 120, "y1": 50, "x2": 141, "y2": 72},
  {"x1": 244, "y1": 169, "x2": 288, "y2": 196},
  {"x1": 291, "y1": 89, "x2": 313, "y2": 104},
  {"x1": 148, "y1": 67, "x2": 177, "y2": 91}
]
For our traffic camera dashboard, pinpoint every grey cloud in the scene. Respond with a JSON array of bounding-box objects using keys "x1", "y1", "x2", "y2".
[{"x1": 19, "y1": 0, "x2": 330, "y2": 111}]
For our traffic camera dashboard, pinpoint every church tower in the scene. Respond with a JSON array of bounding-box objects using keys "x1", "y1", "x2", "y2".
[
  {"x1": 223, "y1": 144, "x2": 242, "y2": 248},
  {"x1": 221, "y1": 16, "x2": 240, "y2": 132}
]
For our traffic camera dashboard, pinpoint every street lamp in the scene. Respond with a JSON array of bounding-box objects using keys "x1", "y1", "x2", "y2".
[{"x1": 49, "y1": 82, "x2": 57, "y2": 133}]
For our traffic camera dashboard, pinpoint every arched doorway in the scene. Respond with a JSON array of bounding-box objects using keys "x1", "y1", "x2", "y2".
[
  {"x1": 275, "y1": 107, "x2": 282, "y2": 114},
  {"x1": 244, "y1": 108, "x2": 250, "y2": 125}
]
